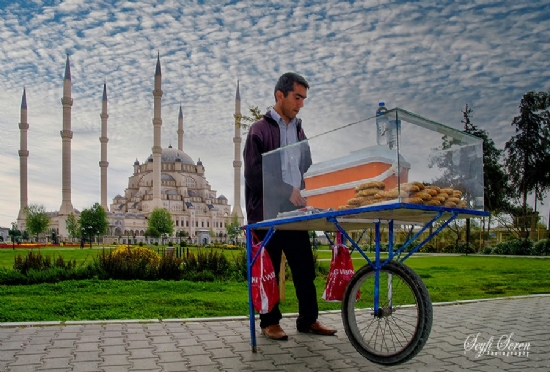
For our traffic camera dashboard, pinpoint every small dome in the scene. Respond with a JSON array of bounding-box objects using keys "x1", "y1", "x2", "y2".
[
  {"x1": 161, "y1": 173, "x2": 175, "y2": 181},
  {"x1": 218, "y1": 194, "x2": 227, "y2": 200},
  {"x1": 197, "y1": 158, "x2": 203, "y2": 166},
  {"x1": 134, "y1": 158, "x2": 139, "y2": 166}
]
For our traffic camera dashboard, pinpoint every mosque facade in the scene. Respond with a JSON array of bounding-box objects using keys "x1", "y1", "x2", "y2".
[{"x1": 15, "y1": 55, "x2": 244, "y2": 245}]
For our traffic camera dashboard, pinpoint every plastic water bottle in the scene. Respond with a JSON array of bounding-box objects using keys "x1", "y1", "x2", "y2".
[
  {"x1": 387, "y1": 119, "x2": 401, "y2": 150},
  {"x1": 375, "y1": 102, "x2": 388, "y2": 146}
]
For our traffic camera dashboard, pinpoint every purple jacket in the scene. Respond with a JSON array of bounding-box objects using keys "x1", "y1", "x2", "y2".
[{"x1": 243, "y1": 111, "x2": 312, "y2": 224}]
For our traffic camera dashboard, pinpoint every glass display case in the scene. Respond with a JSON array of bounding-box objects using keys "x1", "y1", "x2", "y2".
[{"x1": 262, "y1": 108, "x2": 484, "y2": 221}]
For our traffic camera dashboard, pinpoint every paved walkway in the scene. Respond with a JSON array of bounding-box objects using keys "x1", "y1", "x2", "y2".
[{"x1": 1, "y1": 295, "x2": 548, "y2": 371}]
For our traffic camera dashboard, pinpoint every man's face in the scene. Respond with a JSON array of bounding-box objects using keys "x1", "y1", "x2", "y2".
[{"x1": 276, "y1": 82, "x2": 307, "y2": 123}]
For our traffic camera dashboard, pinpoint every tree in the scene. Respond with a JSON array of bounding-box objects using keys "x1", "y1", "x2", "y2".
[
  {"x1": 239, "y1": 105, "x2": 273, "y2": 130},
  {"x1": 504, "y1": 91, "x2": 550, "y2": 238},
  {"x1": 8, "y1": 223, "x2": 21, "y2": 249},
  {"x1": 65, "y1": 213, "x2": 80, "y2": 241},
  {"x1": 79, "y1": 203, "x2": 109, "y2": 246},
  {"x1": 226, "y1": 214, "x2": 243, "y2": 243},
  {"x1": 461, "y1": 104, "x2": 511, "y2": 247},
  {"x1": 145, "y1": 226, "x2": 160, "y2": 239},
  {"x1": 24, "y1": 204, "x2": 50, "y2": 242},
  {"x1": 148, "y1": 208, "x2": 174, "y2": 237},
  {"x1": 462, "y1": 104, "x2": 511, "y2": 213},
  {"x1": 427, "y1": 131, "x2": 483, "y2": 208}
]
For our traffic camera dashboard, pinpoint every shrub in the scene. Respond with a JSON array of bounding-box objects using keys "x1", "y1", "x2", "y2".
[
  {"x1": 13, "y1": 251, "x2": 77, "y2": 274},
  {"x1": 420, "y1": 243, "x2": 437, "y2": 253},
  {"x1": 481, "y1": 246, "x2": 493, "y2": 255},
  {"x1": 183, "y1": 270, "x2": 216, "y2": 282},
  {"x1": 182, "y1": 249, "x2": 231, "y2": 279},
  {"x1": 168, "y1": 241, "x2": 173, "y2": 247},
  {"x1": 157, "y1": 253, "x2": 183, "y2": 280},
  {"x1": 441, "y1": 244, "x2": 457, "y2": 254},
  {"x1": 95, "y1": 246, "x2": 161, "y2": 280},
  {"x1": 138, "y1": 242, "x2": 143, "y2": 247},
  {"x1": 1, "y1": 263, "x2": 99, "y2": 285},
  {"x1": 230, "y1": 249, "x2": 247, "y2": 281},
  {"x1": 455, "y1": 243, "x2": 475, "y2": 254},
  {"x1": 532, "y1": 239, "x2": 550, "y2": 256},
  {"x1": 492, "y1": 239, "x2": 533, "y2": 256}
]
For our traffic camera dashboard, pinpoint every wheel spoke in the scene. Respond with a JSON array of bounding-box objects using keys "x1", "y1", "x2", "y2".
[{"x1": 342, "y1": 261, "x2": 432, "y2": 365}]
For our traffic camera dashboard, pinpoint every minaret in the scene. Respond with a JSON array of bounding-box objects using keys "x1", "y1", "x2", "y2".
[
  {"x1": 17, "y1": 89, "x2": 29, "y2": 225},
  {"x1": 59, "y1": 54, "x2": 74, "y2": 215},
  {"x1": 231, "y1": 81, "x2": 244, "y2": 221},
  {"x1": 152, "y1": 53, "x2": 163, "y2": 208},
  {"x1": 177, "y1": 104, "x2": 184, "y2": 151},
  {"x1": 99, "y1": 83, "x2": 109, "y2": 211}
]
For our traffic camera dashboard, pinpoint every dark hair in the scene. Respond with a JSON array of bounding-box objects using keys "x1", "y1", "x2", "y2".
[{"x1": 274, "y1": 72, "x2": 309, "y2": 101}]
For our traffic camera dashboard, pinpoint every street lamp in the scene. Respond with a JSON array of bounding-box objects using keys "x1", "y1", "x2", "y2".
[{"x1": 87, "y1": 226, "x2": 93, "y2": 248}]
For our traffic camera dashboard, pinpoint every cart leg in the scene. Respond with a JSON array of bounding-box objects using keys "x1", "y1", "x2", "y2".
[{"x1": 246, "y1": 228, "x2": 257, "y2": 352}]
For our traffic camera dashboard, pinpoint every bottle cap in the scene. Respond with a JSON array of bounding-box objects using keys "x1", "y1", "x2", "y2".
[{"x1": 379, "y1": 102, "x2": 385, "y2": 106}]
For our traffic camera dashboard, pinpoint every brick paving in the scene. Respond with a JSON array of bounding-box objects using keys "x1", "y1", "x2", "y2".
[{"x1": 1, "y1": 295, "x2": 548, "y2": 371}]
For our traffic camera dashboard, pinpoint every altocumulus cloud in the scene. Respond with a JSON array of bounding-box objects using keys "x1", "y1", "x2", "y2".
[{"x1": 0, "y1": 0, "x2": 549, "y2": 226}]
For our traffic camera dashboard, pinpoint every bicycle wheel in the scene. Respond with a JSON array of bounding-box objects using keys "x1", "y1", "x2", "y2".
[{"x1": 342, "y1": 260, "x2": 432, "y2": 365}]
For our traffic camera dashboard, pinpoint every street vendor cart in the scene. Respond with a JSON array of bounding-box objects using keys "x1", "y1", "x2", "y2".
[{"x1": 245, "y1": 108, "x2": 489, "y2": 365}]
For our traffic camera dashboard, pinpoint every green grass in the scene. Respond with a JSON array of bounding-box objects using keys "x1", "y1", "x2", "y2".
[{"x1": 0, "y1": 254, "x2": 549, "y2": 323}]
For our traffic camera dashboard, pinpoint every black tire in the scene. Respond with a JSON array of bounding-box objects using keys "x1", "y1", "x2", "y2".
[{"x1": 342, "y1": 261, "x2": 432, "y2": 365}]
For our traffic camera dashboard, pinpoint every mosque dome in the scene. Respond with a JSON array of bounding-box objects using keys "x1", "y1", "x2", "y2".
[{"x1": 146, "y1": 145, "x2": 195, "y2": 165}]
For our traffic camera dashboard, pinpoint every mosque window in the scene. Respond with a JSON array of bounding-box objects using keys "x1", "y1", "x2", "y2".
[
  {"x1": 195, "y1": 221, "x2": 198, "y2": 227},
  {"x1": 186, "y1": 221, "x2": 189, "y2": 227}
]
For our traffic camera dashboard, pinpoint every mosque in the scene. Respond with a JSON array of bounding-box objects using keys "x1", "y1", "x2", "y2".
[{"x1": 14, "y1": 54, "x2": 245, "y2": 245}]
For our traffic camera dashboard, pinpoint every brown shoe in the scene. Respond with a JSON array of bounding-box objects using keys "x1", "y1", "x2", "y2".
[
  {"x1": 298, "y1": 321, "x2": 337, "y2": 336},
  {"x1": 261, "y1": 324, "x2": 288, "y2": 340}
]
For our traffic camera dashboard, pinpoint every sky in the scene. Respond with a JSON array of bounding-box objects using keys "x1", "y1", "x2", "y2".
[{"x1": 1, "y1": 0, "x2": 549, "y2": 228}]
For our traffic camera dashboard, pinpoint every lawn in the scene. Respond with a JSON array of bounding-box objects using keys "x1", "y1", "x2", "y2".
[{"x1": 0, "y1": 252, "x2": 548, "y2": 323}]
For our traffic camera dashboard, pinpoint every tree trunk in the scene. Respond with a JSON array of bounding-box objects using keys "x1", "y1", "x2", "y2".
[{"x1": 465, "y1": 218, "x2": 470, "y2": 254}]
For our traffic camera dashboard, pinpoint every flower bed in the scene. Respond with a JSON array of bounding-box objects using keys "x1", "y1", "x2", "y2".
[{"x1": 0, "y1": 243, "x2": 81, "y2": 249}]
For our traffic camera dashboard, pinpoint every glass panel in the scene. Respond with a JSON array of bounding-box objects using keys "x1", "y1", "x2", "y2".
[{"x1": 262, "y1": 108, "x2": 484, "y2": 220}]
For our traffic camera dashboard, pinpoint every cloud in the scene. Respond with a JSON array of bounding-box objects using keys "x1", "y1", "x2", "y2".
[{"x1": 0, "y1": 0, "x2": 549, "y2": 226}]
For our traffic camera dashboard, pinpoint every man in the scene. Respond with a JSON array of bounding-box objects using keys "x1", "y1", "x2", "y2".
[{"x1": 243, "y1": 72, "x2": 337, "y2": 340}]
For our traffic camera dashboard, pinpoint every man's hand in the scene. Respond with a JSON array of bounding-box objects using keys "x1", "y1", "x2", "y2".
[{"x1": 289, "y1": 187, "x2": 307, "y2": 207}]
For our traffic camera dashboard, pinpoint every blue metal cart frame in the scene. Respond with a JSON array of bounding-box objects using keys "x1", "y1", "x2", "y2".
[{"x1": 245, "y1": 202, "x2": 488, "y2": 363}]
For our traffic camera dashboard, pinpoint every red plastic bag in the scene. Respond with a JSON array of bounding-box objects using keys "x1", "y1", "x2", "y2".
[
  {"x1": 322, "y1": 244, "x2": 358, "y2": 302},
  {"x1": 251, "y1": 237, "x2": 279, "y2": 314}
]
